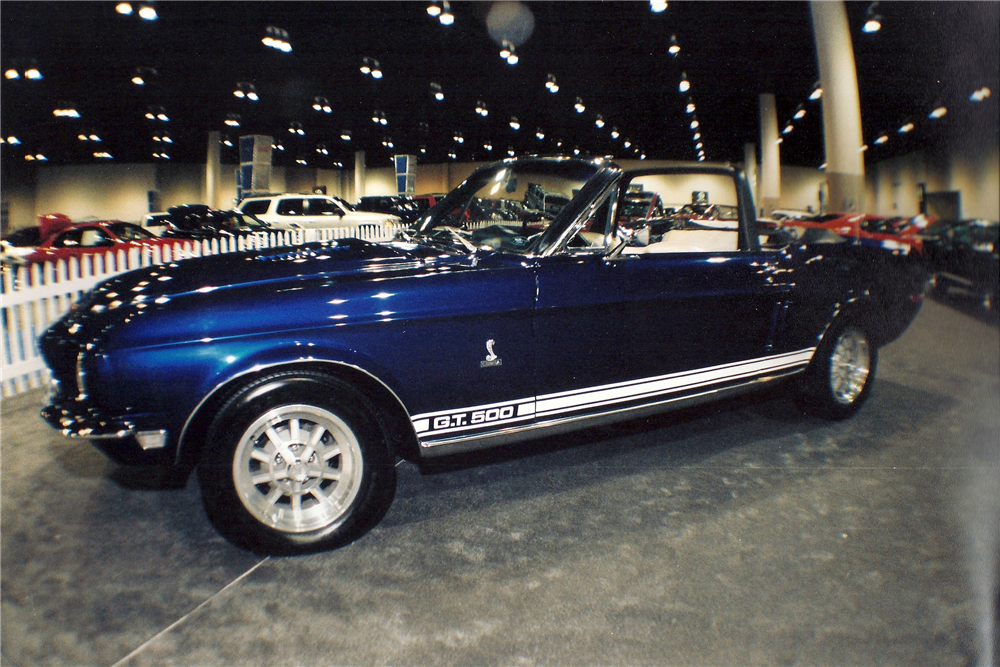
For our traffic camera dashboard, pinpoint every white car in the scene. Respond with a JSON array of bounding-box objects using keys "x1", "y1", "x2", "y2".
[{"x1": 236, "y1": 194, "x2": 400, "y2": 233}]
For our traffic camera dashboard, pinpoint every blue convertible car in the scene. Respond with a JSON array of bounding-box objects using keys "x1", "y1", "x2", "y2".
[{"x1": 40, "y1": 157, "x2": 926, "y2": 553}]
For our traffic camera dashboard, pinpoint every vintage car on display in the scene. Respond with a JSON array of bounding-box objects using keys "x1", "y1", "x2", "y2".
[
  {"x1": 147, "y1": 205, "x2": 273, "y2": 241},
  {"x1": 24, "y1": 220, "x2": 188, "y2": 265},
  {"x1": 776, "y1": 212, "x2": 925, "y2": 254},
  {"x1": 1, "y1": 213, "x2": 74, "y2": 265},
  {"x1": 922, "y1": 218, "x2": 999, "y2": 310},
  {"x1": 39, "y1": 157, "x2": 928, "y2": 554},
  {"x1": 356, "y1": 195, "x2": 423, "y2": 226}
]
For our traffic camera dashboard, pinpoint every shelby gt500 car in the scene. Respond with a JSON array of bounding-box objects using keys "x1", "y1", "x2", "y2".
[{"x1": 40, "y1": 157, "x2": 926, "y2": 553}]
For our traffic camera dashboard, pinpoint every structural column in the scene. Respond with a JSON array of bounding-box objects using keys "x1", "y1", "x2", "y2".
[
  {"x1": 811, "y1": 0, "x2": 865, "y2": 212},
  {"x1": 354, "y1": 151, "x2": 366, "y2": 202},
  {"x1": 759, "y1": 94, "x2": 781, "y2": 216},
  {"x1": 743, "y1": 142, "x2": 759, "y2": 215},
  {"x1": 205, "y1": 131, "x2": 221, "y2": 208}
]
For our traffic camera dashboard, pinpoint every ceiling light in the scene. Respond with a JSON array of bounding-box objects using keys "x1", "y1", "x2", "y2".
[
  {"x1": 650, "y1": 0, "x2": 667, "y2": 13},
  {"x1": 623, "y1": 140, "x2": 631, "y2": 148},
  {"x1": 263, "y1": 26, "x2": 291, "y2": 52},
  {"x1": 595, "y1": 115, "x2": 605, "y2": 128},
  {"x1": 500, "y1": 41, "x2": 511, "y2": 59},
  {"x1": 510, "y1": 116, "x2": 521, "y2": 130},
  {"x1": 235, "y1": 82, "x2": 258, "y2": 101},
  {"x1": 686, "y1": 102, "x2": 696, "y2": 114},
  {"x1": 546, "y1": 74, "x2": 559, "y2": 93},
  {"x1": 668, "y1": 34, "x2": 680, "y2": 56},
  {"x1": 679, "y1": 73, "x2": 690, "y2": 93},
  {"x1": 874, "y1": 135, "x2": 889, "y2": 144},
  {"x1": 440, "y1": 0, "x2": 454, "y2": 25},
  {"x1": 610, "y1": 128, "x2": 620, "y2": 139},
  {"x1": 24, "y1": 67, "x2": 42, "y2": 80},
  {"x1": 4, "y1": 69, "x2": 19, "y2": 80},
  {"x1": 794, "y1": 105, "x2": 806, "y2": 120},
  {"x1": 809, "y1": 82, "x2": 823, "y2": 100},
  {"x1": 225, "y1": 113, "x2": 242, "y2": 127},
  {"x1": 928, "y1": 106, "x2": 947, "y2": 119},
  {"x1": 970, "y1": 87, "x2": 991, "y2": 102},
  {"x1": 54, "y1": 104, "x2": 81, "y2": 118},
  {"x1": 341, "y1": 130, "x2": 352, "y2": 141},
  {"x1": 859, "y1": 144, "x2": 869, "y2": 152},
  {"x1": 536, "y1": 128, "x2": 545, "y2": 140},
  {"x1": 574, "y1": 97, "x2": 585, "y2": 113},
  {"x1": 94, "y1": 152, "x2": 113, "y2": 159},
  {"x1": 426, "y1": 1, "x2": 441, "y2": 17},
  {"x1": 898, "y1": 122, "x2": 914, "y2": 133},
  {"x1": 862, "y1": 2, "x2": 881, "y2": 33},
  {"x1": 138, "y1": 3, "x2": 157, "y2": 20},
  {"x1": 690, "y1": 119, "x2": 699, "y2": 130},
  {"x1": 431, "y1": 82, "x2": 444, "y2": 101},
  {"x1": 116, "y1": 2, "x2": 133, "y2": 14},
  {"x1": 4, "y1": 136, "x2": 21, "y2": 145},
  {"x1": 783, "y1": 124, "x2": 794, "y2": 135}
]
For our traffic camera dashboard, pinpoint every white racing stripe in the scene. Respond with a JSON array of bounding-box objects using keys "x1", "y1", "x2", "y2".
[
  {"x1": 412, "y1": 348, "x2": 815, "y2": 440},
  {"x1": 535, "y1": 348, "x2": 815, "y2": 418}
]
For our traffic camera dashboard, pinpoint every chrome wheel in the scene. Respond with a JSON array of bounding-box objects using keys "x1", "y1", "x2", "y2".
[
  {"x1": 828, "y1": 328, "x2": 870, "y2": 406},
  {"x1": 232, "y1": 404, "x2": 364, "y2": 534}
]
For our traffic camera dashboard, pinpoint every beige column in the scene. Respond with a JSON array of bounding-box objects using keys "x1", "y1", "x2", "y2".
[
  {"x1": 354, "y1": 151, "x2": 366, "y2": 202},
  {"x1": 205, "y1": 131, "x2": 221, "y2": 208},
  {"x1": 811, "y1": 0, "x2": 865, "y2": 212},
  {"x1": 743, "y1": 142, "x2": 759, "y2": 216},
  {"x1": 759, "y1": 94, "x2": 781, "y2": 216}
]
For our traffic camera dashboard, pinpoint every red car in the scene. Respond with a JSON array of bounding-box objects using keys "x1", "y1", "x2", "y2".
[
  {"x1": 25, "y1": 220, "x2": 187, "y2": 265},
  {"x1": 780, "y1": 212, "x2": 925, "y2": 254}
]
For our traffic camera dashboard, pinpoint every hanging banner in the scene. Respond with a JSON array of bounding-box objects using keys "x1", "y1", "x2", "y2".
[
  {"x1": 394, "y1": 154, "x2": 416, "y2": 195},
  {"x1": 237, "y1": 135, "x2": 273, "y2": 200}
]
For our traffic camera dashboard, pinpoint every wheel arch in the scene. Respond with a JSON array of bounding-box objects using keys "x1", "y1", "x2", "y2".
[{"x1": 176, "y1": 359, "x2": 420, "y2": 469}]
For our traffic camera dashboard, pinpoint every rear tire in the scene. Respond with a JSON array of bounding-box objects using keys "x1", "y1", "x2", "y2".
[
  {"x1": 198, "y1": 371, "x2": 396, "y2": 554},
  {"x1": 799, "y1": 322, "x2": 877, "y2": 420}
]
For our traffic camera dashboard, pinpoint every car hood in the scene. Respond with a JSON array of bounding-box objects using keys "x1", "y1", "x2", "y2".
[{"x1": 77, "y1": 238, "x2": 442, "y2": 308}]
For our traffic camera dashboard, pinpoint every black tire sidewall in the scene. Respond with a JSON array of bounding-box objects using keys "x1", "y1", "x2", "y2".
[
  {"x1": 199, "y1": 372, "x2": 396, "y2": 554},
  {"x1": 800, "y1": 322, "x2": 878, "y2": 420}
]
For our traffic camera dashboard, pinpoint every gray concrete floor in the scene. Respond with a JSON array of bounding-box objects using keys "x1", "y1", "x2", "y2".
[{"x1": 2, "y1": 296, "x2": 998, "y2": 667}]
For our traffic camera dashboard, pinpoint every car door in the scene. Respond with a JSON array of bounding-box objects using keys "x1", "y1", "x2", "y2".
[{"x1": 532, "y1": 167, "x2": 798, "y2": 424}]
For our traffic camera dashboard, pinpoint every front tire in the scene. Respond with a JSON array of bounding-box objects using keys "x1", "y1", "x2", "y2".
[
  {"x1": 799, "y1": 322, "x2": 877, "y2": 420},
  {"x1": 198, "y1": 372, "x2": 396, "y2": 554}
]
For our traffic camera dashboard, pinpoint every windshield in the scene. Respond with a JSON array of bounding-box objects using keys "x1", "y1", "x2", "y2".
[{"x1": 410, "y1": 158, "x2": 604, "y2": 255}]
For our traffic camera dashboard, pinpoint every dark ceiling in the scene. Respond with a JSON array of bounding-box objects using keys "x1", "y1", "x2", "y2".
[{"x1": 1, "y1": 1, "x2": 997, "y2": 172}]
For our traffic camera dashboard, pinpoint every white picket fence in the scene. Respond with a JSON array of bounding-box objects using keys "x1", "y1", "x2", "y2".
[{"x1": 0, "y1": 225, "x2": 401, "y2": 397}]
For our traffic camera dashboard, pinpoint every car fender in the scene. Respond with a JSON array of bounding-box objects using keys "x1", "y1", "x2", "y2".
[{"x1": 175, "y1": 341, "x2": 416, "y2": 467}]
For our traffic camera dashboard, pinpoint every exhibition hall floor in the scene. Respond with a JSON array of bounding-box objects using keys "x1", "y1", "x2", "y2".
[{"x1": 2, "y1": 297, "x2": 997, "y2": 666}]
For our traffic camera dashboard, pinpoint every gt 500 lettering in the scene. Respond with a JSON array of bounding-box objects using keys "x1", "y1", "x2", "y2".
[
  {"x1": 413, "y1": 401, "x2": 534, "y2": 437},
  {"x1": 432, "y1": 405, "x2": 515, "y2": 430}
]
